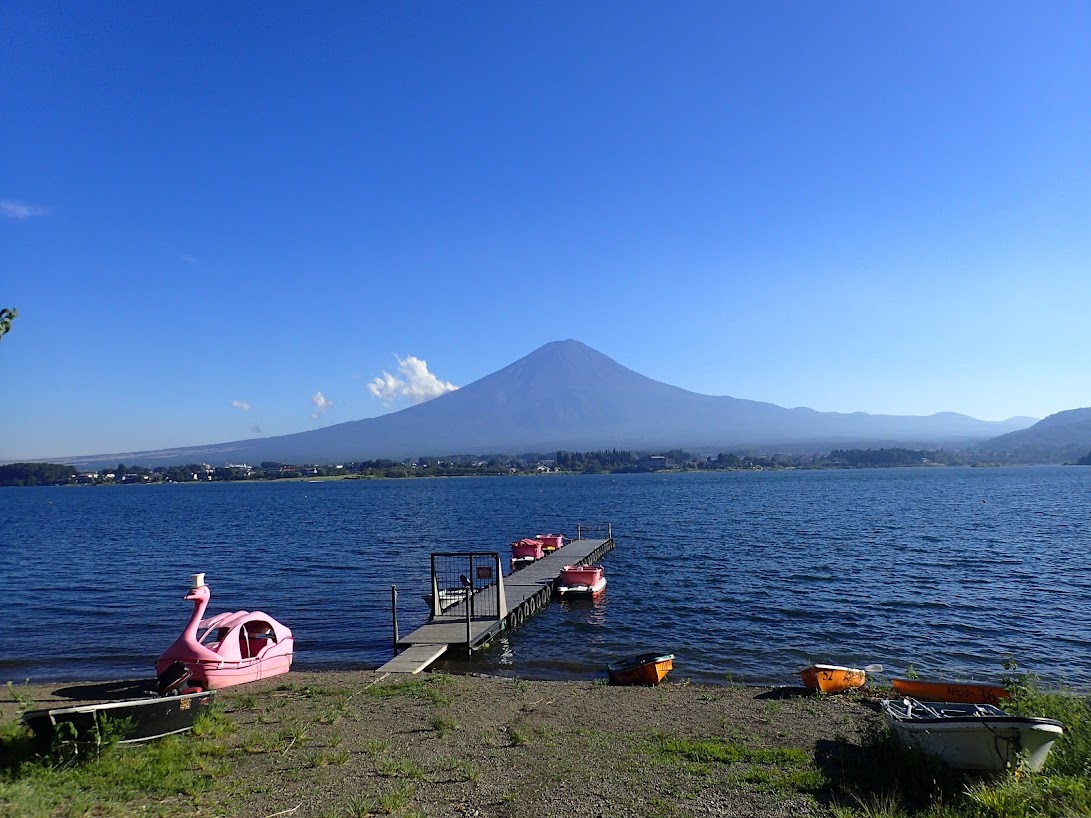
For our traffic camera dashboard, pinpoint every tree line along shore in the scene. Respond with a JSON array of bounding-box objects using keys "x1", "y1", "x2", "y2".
[{"x1": 5, "y1": 445, "x2": 1091, "y2": 487}]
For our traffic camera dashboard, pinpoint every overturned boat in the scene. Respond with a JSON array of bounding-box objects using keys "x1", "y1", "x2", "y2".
[
  {"x1": 882, "y1": 698, "x2": 1064, "y2": 772},
  {"x1": 891, "y1": 677, "x2": 1008, "y2": 705}
]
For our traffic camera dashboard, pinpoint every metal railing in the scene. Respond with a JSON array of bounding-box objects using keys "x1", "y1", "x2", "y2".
[{"x1": 575, "y1": 522, "x2": 612, "y2": 541}]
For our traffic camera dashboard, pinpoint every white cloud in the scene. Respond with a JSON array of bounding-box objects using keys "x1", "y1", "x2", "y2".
[
  {"x1": 232, "y1": 400, "x2": 252, "y2": 411},
  {"x1": 1, "y1": 200, "x2": 49, "y2": 220},
  {"x1": 311, "y1": 391, "x2": 333, "y2": 419},
  {"x1": 367, "y1": 354, "x2": 458, "y2": 405}
]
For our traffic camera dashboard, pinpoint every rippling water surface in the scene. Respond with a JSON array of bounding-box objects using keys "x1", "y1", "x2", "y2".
[{"x1": 2, "y1": 467, "x2": 1088, "y2": 687}]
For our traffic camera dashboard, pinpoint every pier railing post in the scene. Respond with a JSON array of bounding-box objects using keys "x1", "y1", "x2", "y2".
[
  {"x1": 391, "y1": 585, "x2": 399, "y2": 652},
  {"x1": 460, "y1": 570, "x2": 473, "y2": 656},
  {"x1": 430, "y1": 553, "x2": 441, "y2": 618},
  {"x1": 494, "y1": 552, "x2": 507, "y2": 622}
]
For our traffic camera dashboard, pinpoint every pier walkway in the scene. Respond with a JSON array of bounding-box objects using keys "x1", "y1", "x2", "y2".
[{"x1": 377, "y1": 534, "x2": 614, "y2": 674}]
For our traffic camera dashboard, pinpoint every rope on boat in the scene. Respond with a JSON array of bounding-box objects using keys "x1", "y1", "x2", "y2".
[{"x1": 982, "y1": 716, "x2": 1021, "y2": 767}]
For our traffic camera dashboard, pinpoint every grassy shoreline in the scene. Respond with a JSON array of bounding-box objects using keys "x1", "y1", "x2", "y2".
[{"x1": 2, "y1": 670, "x2": 1089, "y2": 818}]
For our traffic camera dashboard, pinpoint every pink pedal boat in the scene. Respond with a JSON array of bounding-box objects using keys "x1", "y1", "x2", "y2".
[
  {"x1": 511, "y1": 538, "x2": 545, "y2": 569},
  {"x1": 555, "y1": 564, "x2": 606, "y2": 597},
  {"x1": 155, "y1": 573, "x2": 294, "y2": 690},
  {"x1": 536, "y1": 534, "x2": 565, "y2": 552}
]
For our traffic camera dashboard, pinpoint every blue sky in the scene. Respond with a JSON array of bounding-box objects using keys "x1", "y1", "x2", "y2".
[{"x1": 3, "y1": 2, "x2": 1089, "y2": 461}]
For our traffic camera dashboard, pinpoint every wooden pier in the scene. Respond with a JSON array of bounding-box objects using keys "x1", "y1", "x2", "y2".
[{"x1": 377, "y1": 533, "x2": 614, "y2": 674}]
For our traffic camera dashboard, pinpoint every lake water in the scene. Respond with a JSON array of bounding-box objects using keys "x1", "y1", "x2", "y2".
[{"x1": 2, "y1": 467, "x2": 1088, "y2": 689}]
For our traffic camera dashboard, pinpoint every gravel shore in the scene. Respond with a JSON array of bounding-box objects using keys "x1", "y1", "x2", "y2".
[{"x1": 2, "y1": 670, "x2": 886, "y2": 817}]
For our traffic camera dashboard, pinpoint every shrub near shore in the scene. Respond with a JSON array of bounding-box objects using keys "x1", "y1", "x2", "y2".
[{"x1": 1, "y1": 672, "x2": 1089, "y2": 818}]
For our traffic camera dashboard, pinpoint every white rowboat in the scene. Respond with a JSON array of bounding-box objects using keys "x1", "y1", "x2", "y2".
[{"x1": 881, "y1": 698, "x2": 1064, "y2": 772}]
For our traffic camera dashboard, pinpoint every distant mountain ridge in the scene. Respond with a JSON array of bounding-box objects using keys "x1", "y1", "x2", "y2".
[
  {"x1": 45, "y1": 340, "x2": 1038, "y2": 468},
  {"x1": 974, "y1": 407, "x2": 1091, "y2": 462}
]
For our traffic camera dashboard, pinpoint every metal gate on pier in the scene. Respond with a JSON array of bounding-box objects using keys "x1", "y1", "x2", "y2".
[{"x1": 427, "y1": 551, "x2": 507, "y2": 623}]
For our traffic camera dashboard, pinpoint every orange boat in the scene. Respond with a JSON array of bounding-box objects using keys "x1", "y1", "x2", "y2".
[
  {"x1": 801, "y1": 664, "x2": 870, "y2": 693},
  {"x1": 608, "y1": 653, "x2": 675, "y2": 686},
  {"x1": 891, "y1": 677, "x2": 1008, "y2": 705}
]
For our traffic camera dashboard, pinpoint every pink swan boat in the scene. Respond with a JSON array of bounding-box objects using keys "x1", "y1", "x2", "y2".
[{"x1": 155, "y1": 573, "x2": 294, "y2": 689}]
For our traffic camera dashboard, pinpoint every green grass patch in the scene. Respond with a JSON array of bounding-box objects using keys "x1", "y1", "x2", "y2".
[
  {"x1": 377, "y1": 754, "x2": 425, "y2": 779},
  {"x1": 362, "y1": 738, "x2": 389, "y2": 757},
  {"x1": 507, "y1": 724, "x2": 530, "y2": 746},
  {"x1": 307, "y1": 748, "x2": 351, "y2": 767},
  {"x1": 0, "y1": 710, "x2": 234, "y2": 818},
  {"x1": 366, "y1": 676, "x2": 451, "y2": 707},
  {"x1": 242, "y1": 719, "x2": 309, "y2": 753},
  {"x1": 230, "y1": 692, "x2": 258, "y2": 710},
  {"x1": 377, "y1": 780, "x2": 417, "y2": 813},
  {"x1": 644, "y1": 734, "x2": 826, "y2": 796},
  {"x1": 4, "y1": 682, "x2": 35, "y2": 713},
  {"x1": 963, "y1": 774, "x2": 1091, "y2": 818},
  {"x1": 440, "y1": 756, "x2": 480, "y2": 782},
  {"x1": 430, "y1": 713, "x2": 459, "y2": 737},
  {"x1": 1000, "y1": 664, "x2": 1091, "y2": 778},
  {"x1": 648, "y1": 734, "x2": 810, "y2": 767}
]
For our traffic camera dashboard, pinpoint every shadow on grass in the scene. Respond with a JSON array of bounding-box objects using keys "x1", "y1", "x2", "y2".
[
  {"x1": 51, "y1": 679, "x2": 157, "y2": 702},
  {"x1": 810, "y1": 725, "x2": 975, "y2": 814},
  {"x1": 752, "y1": 687, "x2": 891, "y2": 704},
  {"x1": 754, "y1": 687, "x2": 813, "y2": 700},
  {"x1": 0, "y1": 726, "x2": 45, "y2": 775}
]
